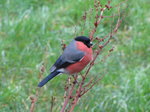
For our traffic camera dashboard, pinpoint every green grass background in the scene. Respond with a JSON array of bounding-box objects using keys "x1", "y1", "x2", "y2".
[{"x1": 0, "y1": 0, "x2": 149, "y2": 112}]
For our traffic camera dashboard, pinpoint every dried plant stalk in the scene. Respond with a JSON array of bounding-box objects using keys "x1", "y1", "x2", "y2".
[
  {"x1": 30, "y1": 64, "x2": 45, "y2": 112},
  {"x1": 60, "y1": 1, "x2": 126, "y2": 112}
]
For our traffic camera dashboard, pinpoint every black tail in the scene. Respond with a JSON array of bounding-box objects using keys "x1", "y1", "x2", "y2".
[{"x1": 38, "y1": 71, "x2": 60, "y2": 87}]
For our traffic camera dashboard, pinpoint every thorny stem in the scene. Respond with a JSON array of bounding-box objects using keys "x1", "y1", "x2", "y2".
[
  {"x1": 89, "y1": 7, "x2": 106, "y2": 40},
  {"x1": 69, "y1": 96, "x2": 79, "y2": 112},
  {"x1": 60, "y1": 75, "x2": 78, "y2": 112},
  {"x1": 69, "y1": 76, "x2": 86, "y2": 112},
  {"x1": 61, "y1": 85, "x2": 75, "y2": 112}
]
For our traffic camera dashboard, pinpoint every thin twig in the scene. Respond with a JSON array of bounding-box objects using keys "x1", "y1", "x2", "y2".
[
  {"x1": 50, "y1": 96, "x2": 55, "y2": 112},
  {"x1": 81, "y1": 73, "x2": 106, "y2": 96}
]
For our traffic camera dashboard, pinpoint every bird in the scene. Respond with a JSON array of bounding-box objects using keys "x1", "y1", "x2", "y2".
[{"x1": 38, "y1": 36, "x2": 93, "y2": 87}]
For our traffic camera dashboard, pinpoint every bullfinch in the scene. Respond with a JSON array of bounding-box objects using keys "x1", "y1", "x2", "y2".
[{"x1": 38, "y1": 36, "x2": 93, "y2": 87}]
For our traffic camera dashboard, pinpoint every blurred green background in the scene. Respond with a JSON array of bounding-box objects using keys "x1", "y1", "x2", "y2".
[{"x1": 0, "y1": 0, "x2": 149, "y2": 112}]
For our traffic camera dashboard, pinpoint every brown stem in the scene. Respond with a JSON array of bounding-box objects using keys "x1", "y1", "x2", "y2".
[
  {"x1": 89, "y1": 7, "x2": 106, "y2": 40},
  {"x1": 81, "y1": 73, "x2": 106, "y2": 96},
  {"x1": 50, "y1": 96, "x2": 55, "y2": 112},
  {"x1": 61, "y1": 85, "x2": 75, "y2": 112},
  {"x1": 84, "y1": 78, "x2": 94, "y2": 88},
  {"x1": 30, "y1": 95, "x2": 37, "y2": 112},
  {"x1": 69, "y1": 96, "x2": 79, "y2": 112},
  {"x1": 67, "y1": 74, "x2": 85, "y2": 112},
  {"x1": 61, "y1": 76, "x2": 77, "y2": 112}
]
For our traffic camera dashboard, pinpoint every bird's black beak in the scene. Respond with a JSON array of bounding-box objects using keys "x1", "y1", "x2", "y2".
[{"x1": 87, "y1": 42, "x2": 93, "y2": 48}]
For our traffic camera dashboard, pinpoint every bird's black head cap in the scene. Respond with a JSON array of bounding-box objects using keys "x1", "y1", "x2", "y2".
[{"x1": 75, "y1": 36, "x2": 92, "y2": 48}]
